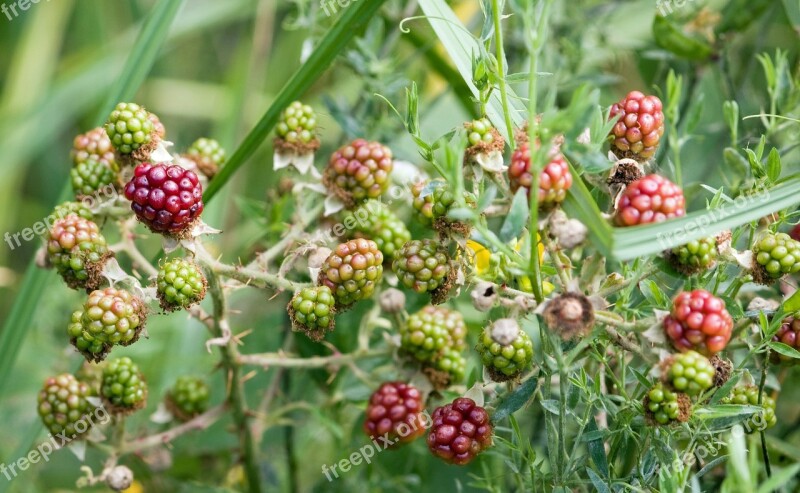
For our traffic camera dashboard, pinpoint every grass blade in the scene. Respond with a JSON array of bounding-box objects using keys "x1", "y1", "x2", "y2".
[{"x1": 203, "y1": 0, "x2": 390, "y2": 201}]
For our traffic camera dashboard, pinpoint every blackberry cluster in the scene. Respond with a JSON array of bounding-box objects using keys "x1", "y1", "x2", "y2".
[
  {"x1": 156, "y1": 258, "x2": 207, "y2": 311},
  {"x1": 37, "y1": 374, "x2": 98, "y2": 438},
  {"x1": 167, "y1": 376, "x2": 210, "y2": 422},
  {"x1": 669, "y1": 237, "x2": 717, "y2": 274},
  {"x1": 508, "y1": 143, "x2": 573, "y2": 209},
  {"x1": 665, "y1": 351, "x2": 714, "y2": 396},
  {"x1": 101, "y1": 357, "x2": 147, "y2": 413},
  {"x1": 644, "y1": 382, "x2": 689, "y2": 425},
  {"x1": 323, "y1": 139, "x2": 393, "y2": 207},
  {"x1": 773, "y1": 317, "x2": 800, "y2": 362},
  {"x1": 46, "y1": 215, "x2": 111, "y2": 290},
  {"x1": 392, "y1": 239, "x2": 454, "y2": 304},
  {"x1": 663, "y1": 290, "x2": 733, "y2": 356},
  {"x1": 275, "y1": 101, "x2": 318, "y2": 148},
  {"x1": 614, "y1": 174, "x2": 685, "y2": 226},
  {"x1": 105, "y1": 102, "x2": 158, "y2": 156},
  {"x1": 185, "y1": 138, "x2": 226, "y2": 179},
  {"x1": 608, "y1": 91, "x2": 665, "y2": 160},
  {"x1": 411, "y1": 180, "x2": 476, "y2": 231},
  {"x1": 754, "y1": 232, "x2": 800, "y2": 281},
  {"x1": 475, "y1": 319, "x2": 534, "y2": 381},
  {"x1": 400, "y1": 306, "x2": 466, "y2": 362},
  {"x1": 722, "y1": 386, "x2": 777, "y2": 431},
  {"x1": 341, "y1": 201, "x2": 410, "y2": 259}
]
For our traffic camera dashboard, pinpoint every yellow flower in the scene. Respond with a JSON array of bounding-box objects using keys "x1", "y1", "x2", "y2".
[
  {"x1": 511, "y1": 236, "x2": 545, "y2": 266},
  {"x1": 123, "y1": 481, "x2": 144, "y2": 493},
  {"x1": 466, "y1": 240, "x2": 492, "y2": 275}
]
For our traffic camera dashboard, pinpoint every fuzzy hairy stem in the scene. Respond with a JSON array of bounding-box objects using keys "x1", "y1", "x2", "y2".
[{"x1": 238, "y1": 348, "x2": 391, "y2": 368}]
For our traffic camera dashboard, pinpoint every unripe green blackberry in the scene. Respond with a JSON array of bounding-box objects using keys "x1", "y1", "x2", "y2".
[
  {"x1": 411, "y1": 180, "x2": 477, "y2": 231},
  {"x1": 105, "y1": 102, "x2": 157, "y2": 155},
  {"x1": 185, "y1": 137, "x2": 226, "y2": 179},
  {"x1": 723, "y1": 386, "x2": 777, "y2": 431},
  {"x1": 275, "y1": 101, "x2": 318, "y2": 146},
  {"x1": 754, "y1": 232, "x2": 800, "y2": 282},
  {"x1": 466, "y1": 118, "x2": 496, "y2": 147},
  {"x1": 644, "y1": 382, "x2": 689, "y2": 425},
  {"x1": 71, "y1": 158, "x2": 119, "y2": 199},
  {"x1": 392, "y1": 239, "x2": 455, "y2": 304},
  {"x1": 71, "y1": 127, "x2": 116, "y2": 168},
  {"x1": 37, "y1": 374, "x2": 99, "y2": 438},
  {"x1": 401, "y1": 306, "x2": 466, "y2": 362},
  {"x1": 156, "y1": 258, "x2": 207, "y2": 311},
  {"x1": 67, "y1": 287, "x2": 146, "y2": 362},
  {"x1": 341, "y1": 200, "x2": 411, "y2": 259},
  {"x1": 669, "y1": 237, "x2": 717, "y2": 274},
  {"x1": 430, "y1": 347, "x2": 466, "y2": 385},
  {"x1": 166, "y1": 376, "x2": 210, "y2": 422},
  {"x1": 46, "y1": 215, "x2": 111, "y2": 290},
  {"x1": 288, "y1": 286, "x2": 336, "y2": 341},
  {"x1": 476, "y1": 319, "x2": 534, "y2": 381},
  {"x1": 318, "y1": 239, "x2": 384, "y2": 308},
  {"x1": 101, "y1": 357, "x2": 147, "y2": 413},
  {"x1": 664, "y1": 351, "x2": 715, "y2": 396},
  {"x1": 51, "y1": 201, "x2": 93, "y2": 222}
]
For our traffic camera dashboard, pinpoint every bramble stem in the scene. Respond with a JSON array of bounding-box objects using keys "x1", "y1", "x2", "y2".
[
  {"x1": 238, "y1": 348, "x2": 392, "y2": 368},
  {"x1": 121, "y1": 404, "x2": 227, "y2": 453}
]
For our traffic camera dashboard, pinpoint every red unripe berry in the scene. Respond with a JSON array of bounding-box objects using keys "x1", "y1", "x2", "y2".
[
  {"x1": 664, "y1": 289, "x2": 733, "y2": 356},
  {"x1": 614, "y1": 174, "x2": 685, "y2": 226},
  {"x1": 608, "y1": 91, "x2": 665, "y2": 159},
  {"x1": 508, "y1": 142, "x2": 572, "y2": 209},
  {"x1": 363, "y1": 382, "x2": 427, "y2": 447}
]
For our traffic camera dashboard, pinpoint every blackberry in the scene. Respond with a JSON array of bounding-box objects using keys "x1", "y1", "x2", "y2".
[
  {"x1": 508, "y1": 142, "x2": 573, "y2": 209},
  {"x1": 52, "y1": 201, "x2": 93, "y2": 222},
  {"x1": 185, "y1": 137, "x2": 226, "y2": 179},
  {"x1": 71, "y1": 127, "x2": 117, "y2": 168},
  {"x1": 166, "y1": 376, "x2": 210, "y2": 422},
  {"x1": 37, "y1": 374, "x2": 99, "y2": 438},
  {"x1": 476, "y1": 319, "x2": 534, "y2": 381},
  {"x1": 46, "y1": 215, "x2": 112, "y2": 290},
  {"x1": 615, "y1": 174, "x2": 685, "y2": 226},
  {"x1": 664, "y1": 351, "x2": 714, "y2": 396},
  {"x1": 608, "y1": 91, "x2": 665, "y2": 160},
  {"x1": 288, "y1": 286, "x2": 336, "y2": 341},
  {"x1": 105, "y1": 102, "x2": 158, "y2": 156},
  {"x1": 123, "y1": 162, "x2": 204, "y2": 236},
  {"x1": 411, "y1": 180, "x2": 476, "y2": 232},
  {"x1": 101, "y1": 357, "x2": 147, "y2": 413},
  {"x1": 275, "y1": 101, "x2": 319, "y2": 153},
  {"x1": 644, "y1": 382, "x2": 690, "y2": 425},
  {"x1": 340, "y1": 200, "x2": 411, "y2": 259},
  {"x1": 392, "y1": 239, "x2": 455, "y2": 304},
  {"x1": 722, "y1": 385, "x2": 777, "y2": 431},
  {"x1": 668, "y1": 237, "x2": 717, "y2": 274},
  {"x1": 363, "y1": 382, "x2": 426, "y2": 446},
  {"x1": 428, "y1": 347, "x2": 467, "y2": 386},
  {"x1": 317, "y1": 239, "x2": 384, "y2": 308},
  {"x1": 753, "y1": 232, "x2": 800, "y2": 282},
  {"x1": 71, "y1": 158, "x2": 119, "y2": 199},
  {"x1": 323, "y1": 139, "x2": 393, "y2": 207},
  {"x1": 156, "y1": 258, "x2": 207, "y2": 311},
  {"x1": 427, "y1": 398, "x2": 493, "y2": 465},
  {"x1": 772, "y1": 317, "x2": 800, "y2": 362},
  {"x1": 67, "y1": 287, "x2": 146, "y2": 362},
  {"x1": 400, "y1": 306, "x2": 466, "y2": 363},
  {"x1": 663, "y1": 290, "x2": 733, "y2": 356}
]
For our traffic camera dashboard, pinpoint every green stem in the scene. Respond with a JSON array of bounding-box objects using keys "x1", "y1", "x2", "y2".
[
  {"x1": 207, "y1": 272, "x2": 262, "y2": 493},
  {"x1": 491, "y1": 0, "x2": 515, "y2": 148},
  {"x1": 759, "y1": 352, "x2": 772, "y2": 478},
  {"x1": 238, "y1": 348, "x2": 391, "y2": 368}
]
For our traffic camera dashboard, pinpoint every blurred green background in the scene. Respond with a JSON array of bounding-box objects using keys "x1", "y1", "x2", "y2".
[{"x1": 1, "y1": 0, "x2": 799, "y2": 492}]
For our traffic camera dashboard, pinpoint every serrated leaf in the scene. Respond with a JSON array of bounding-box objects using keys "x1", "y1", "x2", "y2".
[
  {"x1": 492, "y1": 376, "x2": 538, "y2": 423},
  {"x1": 500, "y1": 187, "x2": 530, "y2": 242}
]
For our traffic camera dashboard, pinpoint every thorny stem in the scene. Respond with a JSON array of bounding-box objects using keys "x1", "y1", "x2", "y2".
[
  {"x1": 238, "y1": 347, "x2": 391, "y2": 368},
  {"x1": 206, "y1": 271, "x2": 263, "y2": 493},
  {"x1": 121, "y1": 404, "x2": 227, "y2": 454}
]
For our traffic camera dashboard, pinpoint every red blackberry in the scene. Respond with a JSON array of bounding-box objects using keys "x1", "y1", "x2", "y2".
[
  {"x1": 123, "y1": 162, "x2": 204, "y2": 236},
  {"x1": 317, "y1": 239, "x2": 384, "y2": 308},
  {"x1": 663, "y1": 290, "x2": 733, "y2": 356},
  {"x1": 773, "y1": 317, "x2": 800, "y2": 362},
  {"x1": 363, "y1": 382, "x2": 426, "y2": 447},
  {"x1": 427, "y1": 397, "x2": 493, "y2": 465},
  {"x1": 323, "y1": 139, "x2": 393, "y2": 207},
  {"x1": 608, "y1": 91, "x2": 665, "y2": 160},
  {"x1": 614, "y1": 174, "x2": 685, "y2": 226},
  {"x1": 508, "y1": 142, "x2": 572, "y2": 209}
]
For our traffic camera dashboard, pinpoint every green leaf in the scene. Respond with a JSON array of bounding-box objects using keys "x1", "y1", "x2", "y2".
[
  {"x1": 784, "y1": 0, "x2": 800, "y2": 31},
  {"x1": 500, "y1": 188, "x2": 530, "y2": 242},
  {"x1": 710, "y1": 373, "x2": 741, "y2": 405},
  {"x1": 204, "y1": 0, "x2": 390, "y2": 201},
  {"x1": 723, "y1": 147, "x2": 749, "y2": 175},
  {"x1": 0, "y1": 0, "x2": 185, "y2": 400},
  {"x1": 492, "y1": 376, "x2": 538, "y2": 423},
  {"x1": 639, "y1": 279, "x2": 667, "y2": 307},
  {"x1": 767, "y1": 147, "x2": 782, "y2": 183},
  {"x1": 586, "y1": 468, "x2": 611, "y2": 493},
  {"x1": 756, "y1": 464, "x2": 800, "y2": 493},
  {"x1": 652, "y1": 15, "x2": 713, "y2": 61},
  {"x1": 768, "y1": 341, "x2": 800, "y2": 360},
  {"x1": 716, "y1": 0, "x2": 774, "y2": 33},
  {"x1": 585, "y1": 417, "x2": 609, "y2": 478},
  {"x1": 783, "y1": 288, "x2": 800, "y2": 314}
]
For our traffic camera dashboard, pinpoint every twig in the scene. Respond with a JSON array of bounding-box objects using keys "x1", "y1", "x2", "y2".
[
  {"x1": 238, "y1": 348, "x2": 391, "y2": 368},
  {"x1": 121, "y1": 404, "x2": 227, "y2": 453}
]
